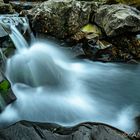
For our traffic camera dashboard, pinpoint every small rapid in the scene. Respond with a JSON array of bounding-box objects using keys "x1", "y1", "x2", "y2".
[{"x1": 0, "y1": 25, "x2": 140, "y2": 133}]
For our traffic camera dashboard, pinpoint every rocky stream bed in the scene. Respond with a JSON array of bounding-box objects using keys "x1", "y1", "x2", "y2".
[{"x1": 0, "y1": 0, "x2": 140, "y2": 139}]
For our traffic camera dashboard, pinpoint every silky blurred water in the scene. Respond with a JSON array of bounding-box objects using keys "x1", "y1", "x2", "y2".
[{"x1": 0, "y1": 27, "x2": 140, "y2": 133}]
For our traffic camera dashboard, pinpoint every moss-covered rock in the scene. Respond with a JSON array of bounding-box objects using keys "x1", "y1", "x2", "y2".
[{"x1": 0, "y1": 77, "x2": 16, "y2": 112}]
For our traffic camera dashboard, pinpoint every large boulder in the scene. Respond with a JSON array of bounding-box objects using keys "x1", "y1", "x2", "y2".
[
  {"x1": 28, "y1": 0, "x2": 99, "y2": 38},
  {"x1": 94, "y1": 4, "x2": 140, "y2": 37},
  {"x1": 0, "y1": 2, "x2": 14, "y2": 14},
  {"x1": 0, "y1": 121, "x2": 133, "y2": 140},
  {"x1": 106, "y1": 0, "x2": 140, "y2": 9}
]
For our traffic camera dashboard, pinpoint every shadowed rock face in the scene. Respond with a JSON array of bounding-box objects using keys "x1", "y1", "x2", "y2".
[{"x1": 0, "y1": 121, "x2": 133, "y2": 140}]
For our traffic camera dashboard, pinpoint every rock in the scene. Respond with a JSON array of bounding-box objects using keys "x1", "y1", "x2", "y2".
[
  {"x1": 135, "y1": 116, "x2": 140, "y2": 132},
  {"x1": 106, "y1": 0, "x2": 140, "y2": 9},
  {"x1": 71, "y1": 43, "x2": 86, "y2": 58},
  {"x1": 94, "y1": 4, "x2": 140, "y2": 37},
  {"x1": 83, "y1": 39, "x2": 119, "y2": 62},
  {"x1": 0, "y1": 121, "x2": 133, "y2": 140},
  {"x1": 10, "y1": 1, "x2": 39, "y2": 13},
  {"x1": 28, "y1": 0, "x2": 99, "y2": 38},
  {"x1": 127, "y1": 59, "x2": 139, "y2": 64},
  {"x1": 82, "y1": 24, "x2": 102, "y2": 39},
  {"x1": 108, "y1": 34, "x2": 140, "y2": 60},
  {"x1": 0, "y1": 2, "x2": 14, "y2": 14},
  {"x1": 0, "y1": 23, "x2": 10, "y2": 37},
  {"x1": 71, "y1": 31, "x2": 86, "y2": 42},
  {"x1": 0, "y1": 76, "x2": 16, "y2": 112}
]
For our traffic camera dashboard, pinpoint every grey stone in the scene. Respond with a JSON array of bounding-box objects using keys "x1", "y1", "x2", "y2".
[
  {"x1": 0, "y1": 121, "x2": 132, "y2": 140},
  {"x1": 94, "y1": 4, "x2": 140, "y2": 37}
]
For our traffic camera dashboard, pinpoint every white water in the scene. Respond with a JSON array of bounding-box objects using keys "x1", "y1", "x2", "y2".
[
  {"x1": 9, "y1": 25, "x2": 28, "y2": 51},
  {"x1": 0, "y1": 26, "x2": 140, "y2": 133}
]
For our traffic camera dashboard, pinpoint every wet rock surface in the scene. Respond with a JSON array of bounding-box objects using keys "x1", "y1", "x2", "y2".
[
  {"x1": 0, "y1": 2, "x2": 14, "y2": 14},
  {"x1": 22, "y1": 0, "x2": 140, "y2": 62},
  {"x1": 0, "y1": 73, "x2": 16, "y2": 112},
  {"x1": 27, "y1": 0, "x2": 98, "y2": 38},
  {"x1": 0, "y1": 121, "x2": 133, "y2": 140},
  {"x1": 94, "y1": 4, "x2": 140, "y2": 37},
  {"x1": 10, "y1": 1, "x2": 39, "y2": 13},
  {"x1": 106, "y1": 0, "x2": 140, "y2": 9}
]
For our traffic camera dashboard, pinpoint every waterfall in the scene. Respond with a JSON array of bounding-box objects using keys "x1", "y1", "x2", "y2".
[
  {"x1": 9, "y1": 25, "x2": 29, "y2": 51},
  {"x1": 0, "y1": 25, "x2": 140, "y2": 133}
]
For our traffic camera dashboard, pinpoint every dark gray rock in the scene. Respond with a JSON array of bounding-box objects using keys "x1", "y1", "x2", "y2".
[
  {"x1": 94, "y1": 4, "x2": 140, "y2": 37},
  {"x1": 0, "y1": 121, "x2": 133, "y2": 140}
]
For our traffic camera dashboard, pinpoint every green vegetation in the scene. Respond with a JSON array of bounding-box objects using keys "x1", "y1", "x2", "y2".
[
  {"x1": 0, "y1": 80, "x2": 11, "y2": 99},
  {"x1": 0, "y1": 80, "x2": 10, "y2": 92}
]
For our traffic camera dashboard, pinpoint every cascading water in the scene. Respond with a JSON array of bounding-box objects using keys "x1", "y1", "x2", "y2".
[
  {"x1": 0, "y1": 25, "x2": 140, "y2": 133},
  {"x1": 9, "y1": 25, "x2": 29, "y2": 50}
]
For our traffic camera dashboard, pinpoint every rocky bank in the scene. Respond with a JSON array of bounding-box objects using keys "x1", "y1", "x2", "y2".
[
  {"x1": 25, "y1": 0, "x2": 140, "y2": 62},
  {"x1": 0, "y1": 0, "x2": 140, "y2": 139},
  {"x1": 0, "y1": 121, "x2": 135, "y2": 140}
]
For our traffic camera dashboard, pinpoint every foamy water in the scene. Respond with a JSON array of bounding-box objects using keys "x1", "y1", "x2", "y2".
[{"x1": 0, "y1": 26, "x2": 140, "y2": 133}]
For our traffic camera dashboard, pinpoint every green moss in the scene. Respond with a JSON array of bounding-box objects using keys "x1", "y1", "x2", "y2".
[
  {"x1": 0, "y1": 80, "x2": 10, "y2": 91},
  {"x1": 0, "y1": 80, "x2": 11, "y2": 99}
]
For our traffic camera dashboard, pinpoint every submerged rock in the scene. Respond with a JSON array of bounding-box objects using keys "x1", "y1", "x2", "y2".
[
  {"x1": 94, "y1": 4, "x2": 140, "y2": 37},
  {"x1": 0, "y1": 121, "x2": 133, "y2": 140},
  {"x1": 28, "y1": 0, "x2": 99, "y2": 38}
]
